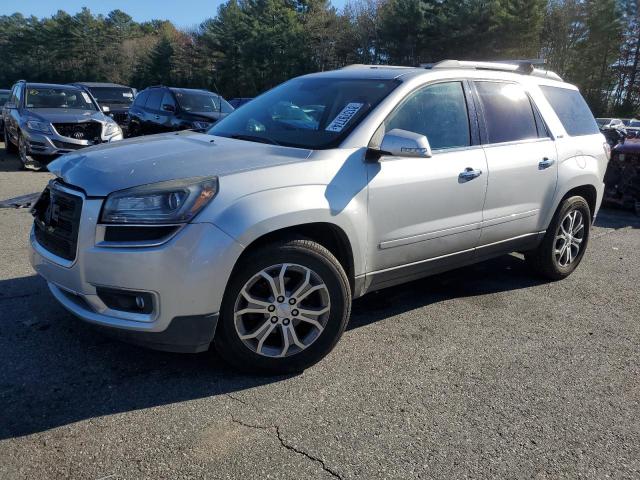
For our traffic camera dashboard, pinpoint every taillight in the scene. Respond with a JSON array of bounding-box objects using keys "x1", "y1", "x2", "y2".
[{"x1": 603, "y1": 142, "x2": 611, "y2": 160}]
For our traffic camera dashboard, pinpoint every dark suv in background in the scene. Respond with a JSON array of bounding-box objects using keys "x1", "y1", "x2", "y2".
[
  {"x1": 128, "y1": 86, "x2": 233, "y2": 136},
  {"x1": 71, "y1": 82, "x2": 136, "y2": 136}
]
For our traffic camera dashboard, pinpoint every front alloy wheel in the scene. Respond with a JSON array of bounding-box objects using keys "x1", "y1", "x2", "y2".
[
  {"x1": 234, "y1": 263, "x2": 331, "y2": 358},
  {"x1": 215, "y1": 238, "x2": 351, "y2": 374}
]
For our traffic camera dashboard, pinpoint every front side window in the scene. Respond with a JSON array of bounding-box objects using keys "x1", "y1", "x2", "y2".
[
  {"x1": 145, "y1": 90, "x2": 163, "y2": 111},
  {"x1": 383, "y1": 81, "x2": 471, "y2": 150},
  {"x1": 476, "y1": 81, "x2": 538, "y2": 144},
  {"x1": 210, "y1": 77, "x2": 398, "y2": 149},
  {"x1": 25, "y1": 87, "x2": 96, "y2": 110},
  {"x1": 540, "y1": 86, "x2": 599, "y2": 137}
]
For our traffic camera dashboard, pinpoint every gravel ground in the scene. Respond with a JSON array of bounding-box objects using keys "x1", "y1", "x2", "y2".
[{"x1": 0, "y1": 143, "x2": 639, "y2": 479}]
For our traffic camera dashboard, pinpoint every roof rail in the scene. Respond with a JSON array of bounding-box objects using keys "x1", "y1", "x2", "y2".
[
  {"x1": 426, "y1": 60, "x2": 562, "y2": 81},
  {"x1": 341, "y1": 64, "x2": 413, "y2": 70}
]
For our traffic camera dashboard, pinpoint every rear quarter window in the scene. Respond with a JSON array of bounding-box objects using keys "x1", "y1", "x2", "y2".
[{"x1": 540, "y1": 86, "x2": 599, "y2": 136}]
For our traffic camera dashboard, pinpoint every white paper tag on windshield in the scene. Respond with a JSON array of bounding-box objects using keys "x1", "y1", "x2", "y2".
[
  {"x1": 81, "y1": 92, "x2": 91, "y2": 103},
  {"x1": 325, "y1": 103, "x2": 363, "y2": 132}
]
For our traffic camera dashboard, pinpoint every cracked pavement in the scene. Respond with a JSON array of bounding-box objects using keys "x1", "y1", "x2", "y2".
[{"x1": 1, "y1": 144, "x2": 639, "y2": 479}]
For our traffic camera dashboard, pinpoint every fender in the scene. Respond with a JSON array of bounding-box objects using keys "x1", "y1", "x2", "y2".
[
  {"x1": 202, "y1": 184, "x2": 368, "y2": 277},
  {"x1": 542, "y1": 154, "x2": 604, "y2": 228}
]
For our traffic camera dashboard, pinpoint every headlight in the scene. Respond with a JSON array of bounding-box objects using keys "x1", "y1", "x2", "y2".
[
  {"x1": 104, "y1": 122, "x2": 122, "y2": 137},
  {"x1": 100, "y1": 177, "x2": 218, "y2": 224},
  {"x1": 26, "y1": 120, "x2": 52, "y2": 134},
  {"x1": 191, "y1": 121, "x2": 211, "y2": 130}
]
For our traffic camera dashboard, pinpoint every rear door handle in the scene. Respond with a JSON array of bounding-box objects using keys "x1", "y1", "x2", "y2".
[
  {"x1": 539, "y1": 157, "x2": 555, "y2": 169},
  {"x1": 459, "y1": 167, "x2": 483, "y2": 181}
]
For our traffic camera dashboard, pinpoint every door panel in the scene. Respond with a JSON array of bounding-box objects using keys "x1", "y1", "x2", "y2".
[
  {"x1": 480, "y1": 139, "x2": 558, "y2": 245},
  {"x1": 367, "y1": 147, "x2": 487, "y2": 273}
]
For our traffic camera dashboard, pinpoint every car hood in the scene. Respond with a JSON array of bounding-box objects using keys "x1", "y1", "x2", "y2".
[
  {"x1": 27, "y1": 109, "x2": 108, "y2": 124},
  {"x1": 48, "y1": 131, "x2": 313, "y2": 196}
]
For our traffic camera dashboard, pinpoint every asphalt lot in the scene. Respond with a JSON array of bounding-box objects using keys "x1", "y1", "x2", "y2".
[{"x1": 0, "y1": 143, "x2": 639, "y2": 479}]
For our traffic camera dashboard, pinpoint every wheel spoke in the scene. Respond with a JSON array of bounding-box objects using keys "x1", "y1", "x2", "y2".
[
  {"x1": 296, "y1": 283, "x2": 327, "y2": 302},
  {"x1": 240, "y1": 287, "x2": 270, "y2": 307},
  {"x1": 298, "y1": 315, "x2": 324, "y2": 332},
  {"x1": 291, "y1": 268, "x2": 311, "y2": 299},
  {"x1": 236, "y1": 307, "x2": 268, "y2": 316},
  {"x1": 278, "y1": 264, "x2": 288, "y2": 297},
  {"x1": 297, "y1": 305, "x2": 330, "y2": 317},
  {"x1": 278, "y1": 325, "x2": 290, "y2": 357},
  {"x1": 287, "y1": 325, "x2": 307, "y2": 349},
  {"x1": 573, "y1": 223, "x2": 584, "y2": 235},
  {"x1": 239, "y1": 319, "x2": 272, "y2": 340},
  {"x1": 259, "y1": 271, "x2": 279, "y2": 300},
  {"x1": 256, "y1": 323, "x2": 277, "y2": 354}
]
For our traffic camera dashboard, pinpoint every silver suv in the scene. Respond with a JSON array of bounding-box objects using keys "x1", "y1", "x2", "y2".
[
  {"x1": 3, "y1": 81, "x2": 123, "y2": 169},
  {"x1": 29, "y1": 61, "x2": 609, "y2": 373}
]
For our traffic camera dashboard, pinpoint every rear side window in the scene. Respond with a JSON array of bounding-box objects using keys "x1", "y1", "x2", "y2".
[
  {"x1": 161, "y1": 92, "x2": 176, "y2": 110},
  {"x1": 476, "y1": 81, "x2": 538, "y2": 144},
  {"x1": 133, "y1": 90, "x2": 149, "y2": 107},
  {"x1": 540, "y1": 86, "x2": 599, "y2": 136},
  {"x1": 146, "y1": 90, "x2": 163, "y2": 111}
]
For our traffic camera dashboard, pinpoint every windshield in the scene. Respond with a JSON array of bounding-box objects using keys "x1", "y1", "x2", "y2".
[
  {"x1": 174, "y1": 91, "x2": 233, "y2": 114},
  {"x1": 88, "y1": 87, "x2": 134, "y2": 104},
  {"x1": 629, "y1": 120, "x2": 640, "y2": 127},
  {"x1": 209, "y1": 77, "x2": 398, "y2": 149},
  {"x1": 25, "y1": 87, "x2": 97, "y2": 110}
]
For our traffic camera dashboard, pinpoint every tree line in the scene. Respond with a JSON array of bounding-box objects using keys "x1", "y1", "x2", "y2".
[{"x1": 0, "y1": 0, "x2": 638, "y2": 116}]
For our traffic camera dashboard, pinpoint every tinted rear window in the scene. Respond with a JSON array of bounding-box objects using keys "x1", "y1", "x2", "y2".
[
  {"x1": 540, "y1": 86, "x2": 599, "y2": 136},
  {"x1": 476, "y1": 81, "x2": 538, "y2": 144},
  {"x1": 133, "y1": 90, "x2": 148, "y2": 107},
  {"x1": 146, "y1": 90, "x2": 163, "y2": 111}
]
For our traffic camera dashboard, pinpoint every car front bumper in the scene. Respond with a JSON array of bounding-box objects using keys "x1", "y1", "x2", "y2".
[
  {"x1": 29, "y1": 188, "x2": 243, "y2": 352},
  {"x1": 22, "y1": 128, "x2": 123, "y2": 158}
]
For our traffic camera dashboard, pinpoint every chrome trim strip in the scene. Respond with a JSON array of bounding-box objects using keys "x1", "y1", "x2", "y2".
[
  {"x1": 480, "y1": 209, "x2": 538, "y2": 228},
  {"x1": 379, "y1": 222, "x2": 481, "y2": 249}
]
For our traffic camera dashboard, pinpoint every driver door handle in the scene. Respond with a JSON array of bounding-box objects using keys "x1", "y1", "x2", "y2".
[
  {"x1": 459, "y1": 167, "x2": 483, "y2": 181},
  {"x1": 539, "y1": 157, "x2": 555, "y2": 169}
]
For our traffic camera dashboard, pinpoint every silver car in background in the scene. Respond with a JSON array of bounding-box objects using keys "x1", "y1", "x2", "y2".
[
  {"x1": 2, "y1": 81, "x2": 123, "y2": 169},
  {"x1": 29, "y1": 61, "x2": 609, "y2": 373}
]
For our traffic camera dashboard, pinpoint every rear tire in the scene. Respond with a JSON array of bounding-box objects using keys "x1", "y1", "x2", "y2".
[
  {"x1": 214, "y1": 238, "x2": 351, "y2": 375},
  {"x1": 525, "y1": 196, "x2": 591, "y2": 280}
]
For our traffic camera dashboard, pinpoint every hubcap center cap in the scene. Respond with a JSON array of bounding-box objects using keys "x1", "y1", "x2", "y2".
[{"x1": 275, "y1": 300, "x2": 294, "y2": 318}]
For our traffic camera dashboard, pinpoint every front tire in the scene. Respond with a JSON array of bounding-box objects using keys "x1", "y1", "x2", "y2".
[
  {"x1": 526, "y1": 196, "x2": 591, "y2": 280},
  {"x1": 214, "y1": 238, "x2": 351, "y2": 374}
]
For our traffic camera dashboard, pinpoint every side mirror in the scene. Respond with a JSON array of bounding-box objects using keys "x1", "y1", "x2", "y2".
[
  {"x1": 162, "y1": 104, "x2": 176, "y2": 112},
  {"x1": 378, "y1": 128, "x2": 432, "y2": 158},
  {"x1": 101, "y1": 105, "x2": 110, "y2": 113}
]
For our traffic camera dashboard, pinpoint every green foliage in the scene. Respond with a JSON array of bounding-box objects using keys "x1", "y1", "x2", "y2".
[{"x1": 0, "y1": 1, "x2": 636, "y2": 114}]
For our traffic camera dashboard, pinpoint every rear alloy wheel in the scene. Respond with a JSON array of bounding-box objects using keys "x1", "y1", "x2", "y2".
[
  {"x1": 215, "y1": 239, "x2": 351, "y2": 374},
  {"x1": 526, "y1": 196, "x2": 591, "y2": 280}
]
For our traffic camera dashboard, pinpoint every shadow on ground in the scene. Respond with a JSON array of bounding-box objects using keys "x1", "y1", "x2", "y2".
[{"x1": 0, "y1": 253, "x2": 547, "y2": 440}]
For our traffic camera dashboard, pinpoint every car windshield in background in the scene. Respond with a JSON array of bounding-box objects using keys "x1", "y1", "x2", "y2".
[
  {"x1": 88, "y1": 87, "x2": 134, "y2": 104},
  {"x1": 209, "y1": 77, "x2": 399, "y2": 149},
  {"x1": 25, "y1": 88, "x2": 96, "y2": 110},
  {"x1": 175, "y1": 91, "x2": 232, "y2": 114},
  {"x1": 596, "y1": 118, "x2": 609, "y2": 127},
  {"x1": 629, "y1": 120, "x2": 640, "y2": 128}
]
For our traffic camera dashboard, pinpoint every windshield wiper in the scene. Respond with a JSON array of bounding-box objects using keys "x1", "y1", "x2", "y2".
[{"x1": 229, "y1": 134, "x2": 281, "y2": 146}]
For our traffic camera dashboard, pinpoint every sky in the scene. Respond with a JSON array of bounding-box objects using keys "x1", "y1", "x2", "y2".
[{"x1": 1, "y1": 0, "x2": 346, "y2": 29}]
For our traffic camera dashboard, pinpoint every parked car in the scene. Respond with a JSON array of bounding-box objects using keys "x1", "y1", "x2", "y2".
[
  {"x1": 596, "y1": 117, "x2": 625, "y2": 130},
  {"x1": 228, "y1": 97, "x2": 253, "y2": 109},
  {"x1": 30, "y1": 61, "x2": 608, "y2": 373},
  {"x1": 128, "y1": 86, "x2": 233, "y2": 136},
  {"x1": 0, "y1": 89, "x2": 10, "y2": 140},
  {"x1": 70, "y1": 82, "x2": 136, "y2": 136},
  {"x1": 2, "y1": 81, "x2": 123, "y2": 169}
]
